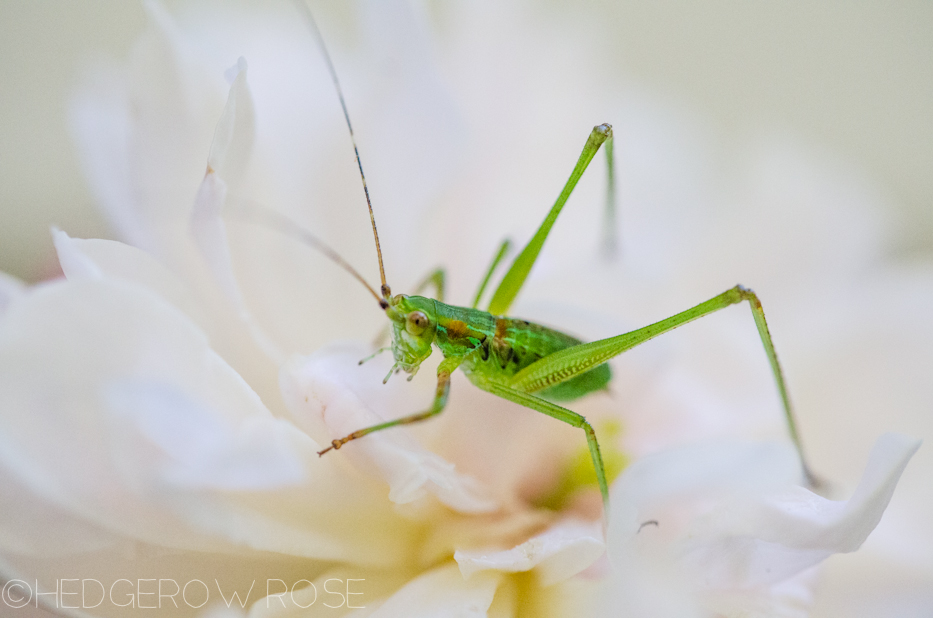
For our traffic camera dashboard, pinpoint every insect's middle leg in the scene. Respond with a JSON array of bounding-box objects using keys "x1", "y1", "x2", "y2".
[
  {"x1": 477, "y1": 381, "x2": 610, "y2": 518},
  {"x1": 471, "y1": 239, "x2": 512, "y2": 309},
  {"x1": 411, "y1": 267, "x2": 446, "y2": 303},
  {"x1": 318, "y1": 356, "x2": 463, "y2": 456},
  {"x1": 487, "y1": 124, "x2": 613, "y2": 316}
]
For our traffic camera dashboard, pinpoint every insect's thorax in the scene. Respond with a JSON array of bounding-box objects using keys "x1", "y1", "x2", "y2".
[
  {"x1": 386, "y1": 295, "x2": 610, "y2": 400},
  {"x1": 430, "y1": 299, "x2": 611, "y2": 400},
  {"x1": 432, "y1": 301, "x2": 573, "y2": 368}
]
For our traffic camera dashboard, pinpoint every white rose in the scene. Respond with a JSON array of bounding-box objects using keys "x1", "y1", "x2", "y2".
[{"x1": 0, "y1": 2, "x2": 927, "y2": 617}]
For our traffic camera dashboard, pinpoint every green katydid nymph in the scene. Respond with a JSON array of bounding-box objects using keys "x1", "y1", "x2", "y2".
[{"x1": 264, "y1": 1, "x2": 820, "y2": 520}]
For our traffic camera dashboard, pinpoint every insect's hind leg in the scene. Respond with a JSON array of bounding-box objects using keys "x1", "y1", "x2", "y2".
[
  {"x1": 508, "y1": 285, "x2": 820, "y2": 488},
  {"x1": 478, "y1": 381, "x2": 610, "y2": 519},
  {"x1": 319, "y1": 356, "x2": 463, "y2": 455}
]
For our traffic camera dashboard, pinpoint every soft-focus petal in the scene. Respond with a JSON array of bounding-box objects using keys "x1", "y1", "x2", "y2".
[
  {"x1": 207, "y1": 56, "x2": 255, "y2": 185},
  {"x1": 608, "y1": 440, "x2": 803, "y2": 551},
  {"x1": 190, "y1": 65, "x2": 284, "y2": 365},
  {"x1": 0, "y1": 278, "x2": 415, "y2": 564},
  {"x1": 0, "y1": 461, "x2": 124, "y2": 557},
  {"x1": 0, "y1": 271, "x2": 26, "y2": 315},
  {"x1": 455, "y1": 519, "x2": 604, "y2": 586},
  {"x1": 1, "y1": 541, "x2": 323, "y2": 618},
  {"x1": 598, "y1": 440, "x2": 800, "y2": 617},
  {"x1": 248, "y1": 565, "x2": 413, "y2": 618},
  {"x1": 280, "y1": 343, "x2": 498, "y2": 514},
  {"x1": 191, "y1": 171, "x2": 284, "y2": 363},
  {"x1": 365, "y1": 563, "x2": 501, "y2": 618},
  {"x1": 601, "y1": 435, "x2": 919, "y2": 617},
  {"x1": 52, "y1": 228, "x2": 285, "y2": 411},
  {"x1": 201, "y1": 607, "x2": 246, "y2": 618},
  {"x1": 53, "y1": 229, "x2": 206, "y2": 326},
  {"x1": 70, "y1": 0, "x2": 223, "y2": 259},
  {"x1": 679, "y1": 434, "x2": 920, "y2": 598}
]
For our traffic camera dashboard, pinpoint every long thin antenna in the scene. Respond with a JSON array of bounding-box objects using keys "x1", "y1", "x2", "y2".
[
  {"x1": 229, "y1": 199, "x2": 387, "y2": 308},
  {"x1": 291, "y1": 0, "x2": 390, "y2": 300}
]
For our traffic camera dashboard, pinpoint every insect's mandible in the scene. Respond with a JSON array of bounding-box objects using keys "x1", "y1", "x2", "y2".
[{"x1": 260, "y1": 0, "x2": 822, "y2": 521}]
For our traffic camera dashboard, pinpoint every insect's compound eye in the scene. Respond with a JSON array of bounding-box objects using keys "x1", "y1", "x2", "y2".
[{"x1": 406, "y1": 311, "x2": 429, "y2": 335}]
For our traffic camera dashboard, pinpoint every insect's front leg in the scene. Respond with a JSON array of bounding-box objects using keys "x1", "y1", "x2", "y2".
[{"x1": 317, "y1": 356, "x2": 464, "y2": 456}]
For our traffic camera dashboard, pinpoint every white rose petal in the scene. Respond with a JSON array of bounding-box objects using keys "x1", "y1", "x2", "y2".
[
  {"x1": 70, "y1": 0, "x2": 223, "y2": 259},
  {"x1": 0, "y1": 272, "x2": 26, "y2": 316},
  {"x1": 455, "y1": 519, "x2": 605, "y2": 586},
  {"x1": 365, "y1": 563, "x2": 501, "y2": 618},
  {"x1": 281, "y1": 344, "x2": 498, "y2": 515},
  {"x1": 52, "y1": 228, "x2": 285, "y2": 412},
  {"x1": 601, "y1": 434, "x2": 920, "y2": 617},
  {"x1": 0, "y1": 278, "x2": 415, "y2": 565}
]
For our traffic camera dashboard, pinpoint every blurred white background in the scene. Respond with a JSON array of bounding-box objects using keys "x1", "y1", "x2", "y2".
[{"x1": 1, "y1": 0, "x2": 932, "y2": 281}]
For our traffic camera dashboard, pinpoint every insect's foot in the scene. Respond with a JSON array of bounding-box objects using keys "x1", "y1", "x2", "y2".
[
  {"x1": 383, "y1": 362, "x2": 399, "y2": 384},
  {"x1": 358, "y1": 347, "x2": 389, "y2": 366},
  {"x1": 316, "y1": 440, "x2": 342, "y2": 457}
]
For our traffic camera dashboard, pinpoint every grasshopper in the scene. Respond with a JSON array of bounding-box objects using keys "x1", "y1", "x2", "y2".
[{"x1": 281, "y1": 1, "x2": 817, "y2": 517}]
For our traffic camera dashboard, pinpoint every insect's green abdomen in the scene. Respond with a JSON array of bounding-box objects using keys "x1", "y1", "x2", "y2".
[
  {"x1": 537, "y1": 361, "x2": 610, "y2": 401},
  {"x1": 428, "y1": 299, "x2": 611, "y2": 402}
]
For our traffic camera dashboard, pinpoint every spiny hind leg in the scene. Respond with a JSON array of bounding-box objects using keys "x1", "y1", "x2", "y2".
[
  {"x1": 478, "y1": 381, "x2": 610, "y2": 520},
  {"x1": 319, "y1": 356, "x2": 462, "y2": 455},
  {"x1": 509, "y1": 285, "x2": 820, "y2": 488}
]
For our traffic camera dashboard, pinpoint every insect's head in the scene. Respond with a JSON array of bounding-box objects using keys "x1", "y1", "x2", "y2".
[{"x1": 384, "y1": 294, "x2": 436, "y2": 376}]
